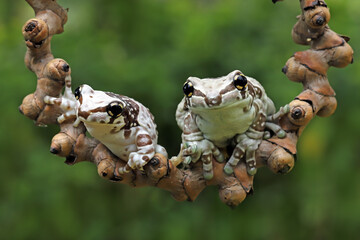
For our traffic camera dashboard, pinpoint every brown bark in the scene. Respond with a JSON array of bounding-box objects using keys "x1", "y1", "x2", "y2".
[{"x1": 19, "y1": 0, "x2": 353, "y2": 207}]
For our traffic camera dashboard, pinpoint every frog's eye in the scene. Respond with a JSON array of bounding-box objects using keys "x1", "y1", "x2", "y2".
[
  {"x1": 74, "y1": 86, "x2": 81, "y2": 100},
  {"x1": 106, "y1": 102, "x2": 124, "y2": 118},
  {"x1": 233, "y1": 74, "x2": 248, "y2": 91},
  {"x1": 183, "y1": 81, "x2": 194, "y2": 98}
]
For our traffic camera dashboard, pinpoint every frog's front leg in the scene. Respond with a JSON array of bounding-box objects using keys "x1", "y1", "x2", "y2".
[
  {"x1": 224, "y1": 99, "x2": 267, "y2": 176},
  {"x1": 224, "y1": 131, "x2": 262, "y2": 176},
  {"x1": 224, "y1": 136, "x2": 245, "y2": 176},
  {"x1": 181, "y1": 112, "x2": 224, "y2": 180},
  {"x1": 264, "y1": 104, "x2": 290, "y2": 139},
  {"x1": 183, "y1": 137, "x2": 223, "y2": 180},
  {"x1": 44, "y1": 76, "x2": 78, "y2": 124},
  {"x1": 44, "y1": 95, "x2": 77, "y2": 124},
  {"x1": 119, "y1": 129, "x2": 156, "y2": 174}
]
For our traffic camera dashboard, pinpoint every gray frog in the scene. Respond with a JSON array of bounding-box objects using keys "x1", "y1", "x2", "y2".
[{"x1": 176, "y1": 70, "x2": 288, "y2": 180}]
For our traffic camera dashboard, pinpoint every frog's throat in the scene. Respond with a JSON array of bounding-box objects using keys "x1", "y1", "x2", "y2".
[{"x1": 189, "y1": 96, "x2": 252, "y2": 113}]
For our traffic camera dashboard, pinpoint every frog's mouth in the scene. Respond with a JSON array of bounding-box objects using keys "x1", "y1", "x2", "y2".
[
  {"x1": 191, "y1": 95, "x2": 253, "y2": 112},
  {"x1": 77, "y1": 109, "x2": 110, "y2": 124},
  {"x1": 79, "y1": 116, "x2": 109, "y2": 125}
]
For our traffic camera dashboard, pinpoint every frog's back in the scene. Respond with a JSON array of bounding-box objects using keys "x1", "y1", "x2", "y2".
[
  {"x1": 137, "y1": 102, "x2": 158, "y2": 140},
  {"x1": 248, "y1": 77, "x2": 276, "y2": 115},
  {"x1": 176, "y1": 98, "x2": 188, "y2": 131}
]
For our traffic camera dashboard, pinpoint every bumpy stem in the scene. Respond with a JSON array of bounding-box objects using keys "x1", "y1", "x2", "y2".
[
  {"x1": 20, "y1": 0, "x2": 353, "y2": 207},
  {"x1": 20, "y1": 0, "x2": 69, "y2": 125}
]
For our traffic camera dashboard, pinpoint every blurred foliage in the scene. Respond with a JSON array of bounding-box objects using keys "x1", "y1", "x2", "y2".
[{"x1": 0, "y1": 0, "x2": 359, "y2": 239}]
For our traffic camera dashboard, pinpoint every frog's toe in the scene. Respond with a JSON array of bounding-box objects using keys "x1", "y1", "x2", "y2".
[
  {"x1": 263, "y1": 131, "x2": 271, "y2": 139},
  {"x1": 203, "y1": 171, "x2": 214, "y2": 180},
  {"x1": 183, "y1": 143, "x2": 197, "y2": 155},
  {"x1": 224, "y1": 164, "x2": 234, "y2": 175},
  {"x1": 118, "y1": 166, "x2": 130, "y2": 175},
  {"x1": 283, "y1": 104, "x2": 290, "y2": 114},
  {"x1": 215, "y1": 154, "x2": 225, "y2": 163},
  {"x1": 247, "y1": 167, "x2": 257, "y2": 176},
  {"x1": 183, "y1": 156, "x2": 192, "y2": 165},
  {"x1": 277, "y1": 129, "x2": 286, "y2": 138},
  {"x1": 135, "y1": 160, "x2": 147, "y2": 170}
]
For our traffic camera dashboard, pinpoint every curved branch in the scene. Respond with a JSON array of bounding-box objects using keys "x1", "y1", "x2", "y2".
[{"x1": 19, "y1": 0, "x2": 353, "y2": 207}]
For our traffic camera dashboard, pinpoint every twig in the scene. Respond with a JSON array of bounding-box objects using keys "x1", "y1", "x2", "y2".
[{"x1": 19, "y1": 0, "x2": 353, "y2": 207}]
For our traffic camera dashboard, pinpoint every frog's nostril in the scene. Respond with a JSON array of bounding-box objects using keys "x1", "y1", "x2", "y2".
[{"x1": 205, "y1": 96, "x2": 222, "y2": 107}]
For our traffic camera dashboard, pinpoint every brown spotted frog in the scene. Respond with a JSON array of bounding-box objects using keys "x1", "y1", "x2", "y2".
[
  {"x1": 176, "y1": 70, "x2": 288, "y2": 179},
  {"x1": 45, "y1": 81, "x2": 167, "y2": 173}
]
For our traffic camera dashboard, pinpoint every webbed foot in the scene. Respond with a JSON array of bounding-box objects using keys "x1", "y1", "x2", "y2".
[
  {"x1": 226, "y1": 134, "x2": 260, "y2": 176},
  {"x1": 182, "y1": 139, "x2": 224, "y2": 180},
  {"x1": 267, "y1": 104, "x2": 290, "y2": 122},
  {"x1": 224, "y1": 143, "x2": 245, "y2": 175},
  {"x1": 265, "y1": 122, "x2": 287, "y2": 139}
]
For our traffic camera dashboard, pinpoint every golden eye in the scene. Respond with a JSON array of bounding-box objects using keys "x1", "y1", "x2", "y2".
[
  {"x1": 233, "y1": 74, "x2": 248, "y2": 90},
  {"x1": 74, "y1": 86, "x2": 81, "y2": 100},
  {"x1": 183, "y1": 81, "x2": 194, "y2": 98},
  {"x1": 106, "y1": 102, "x2": 123, "y2": 118}
]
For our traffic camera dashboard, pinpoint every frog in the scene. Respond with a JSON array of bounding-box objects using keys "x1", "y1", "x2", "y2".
[
  {"x1": 176, "y1": 70, "x2": 289, "y2": 180},
  {"x1": 45, "y1": 79, "x2": 167, "y2": 174}
]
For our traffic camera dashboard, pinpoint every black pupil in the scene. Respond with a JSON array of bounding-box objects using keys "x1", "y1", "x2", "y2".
[
  {"x1": 183, "y1": 82, "x2": 194, "y2": 96},
  {"x1": 234, "y1": 75, "x2": 247, "y2": 88},
  {"x1": 107, "y1": 104, "x2": 123, "y2": 117},
  {"x1": 74, "y1": 87, "x2": 81, "y2": 99}
]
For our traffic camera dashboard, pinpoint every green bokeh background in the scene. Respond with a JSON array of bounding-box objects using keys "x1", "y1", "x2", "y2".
[{"x1": 1, "y1": 0, "x2": 359, "y2": 239}]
